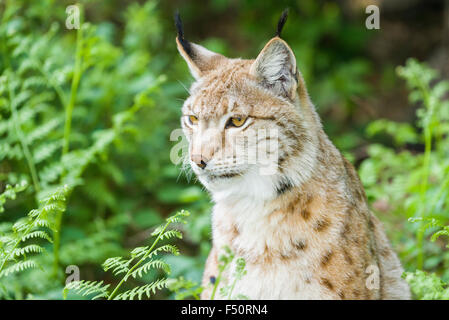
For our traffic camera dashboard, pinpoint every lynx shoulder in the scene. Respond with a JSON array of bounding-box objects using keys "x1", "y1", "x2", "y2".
[{"x1": 175, "y1": 10, "x2": 410, "y2": 300}]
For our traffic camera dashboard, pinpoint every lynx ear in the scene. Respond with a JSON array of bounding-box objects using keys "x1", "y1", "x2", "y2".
[
  {"x1": 175, "y1": 12, "x2": 225, "y2": 79},
  {"x1": 250, "y1": 37, "x2": 298, "y2": 99}
]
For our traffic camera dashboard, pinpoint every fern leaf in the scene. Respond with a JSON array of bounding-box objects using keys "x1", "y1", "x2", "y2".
[
  {"x1": 150, "y1": 225, "x2": 164, "y2": 236},
  {"x1": 114, "y1": 278, "x2": 169, "y2": 300},
  {"x1": 160, "y1": 229, "x2": 182, "y2": 241},
  {"x1": 17, "y1": 102, "x2": 46, "y2": 125},
  {"x1": 0, "y1": 181, "x2": 28, "y2": 213},
  {"x1": 34, "y1": 218, "x2": 51, "y2": 229},
  {"x1": 27, "y1": 118, "x2": 62, "y2": 144},
  {"x1": 13, "y1": 244, "x2": 44, "y2": 257},
  {"x1": 0, "y1": 260, "x2": 38, "y2": 278},
  {"x1": 22, "y1": 76, "x2": 47, "y2": 89},
  {"x1": 148, "y1": 244, "x2": 179, "y2": 259},
  {"x1": 12, "y1": 219, "x2": 29, "y2": 233},
  {"x1": 130, "y1": 246, "x2": 149, "y2": 258},
  {"x1": 166, "y1": 210, "x2": 190, "y2": 224},
  {"x1": 33, "y1": 140, "x2": 61, "y2": 164},
  {"x1": 21, "y1": 231, "x2": 52, "y2": 243},
  {"x1": 64, "y1": 280, "x2": 110, "y2": 300},
  {"x1": 39, "y1": 161, "x2": 65, "y2": 184},
  {"x1": 17, "y1": 58, "x2": 36, "y2": 75},
  {"x1": 130, "y1": 259, "x2": 171, "y2": 279},
  {"x1": 0, "y1": 142, "x2": 23, "y2": 161},
  {"x1": 102, "y1": 257, "x2": 131, "y2": 276},
  {"x1": 12, "y1": 90, "x2": 32, "y2": 109}
]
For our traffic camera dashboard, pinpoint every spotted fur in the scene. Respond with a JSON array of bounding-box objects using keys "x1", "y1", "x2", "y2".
[{"x1": 175, "y1": 12, "x2": 410, "y2": 300}]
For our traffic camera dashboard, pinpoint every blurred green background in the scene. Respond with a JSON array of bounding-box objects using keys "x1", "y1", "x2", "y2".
[{"x1": 0, "y1": 0, "x2": 448, "y2": 299}]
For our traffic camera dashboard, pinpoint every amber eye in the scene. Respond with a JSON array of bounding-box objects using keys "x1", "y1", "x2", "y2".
[
  {"x1": 188, "y1": 115, "x2": 198, "y2": 125},
  {"x1": 227, "y1": 116, "x2": 247, "y2": 128}
]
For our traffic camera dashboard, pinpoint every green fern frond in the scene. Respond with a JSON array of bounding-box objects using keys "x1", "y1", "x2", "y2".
[
  {"x1": 159, "y1": 229, "x2": 183, "y2": 241},
  {"x1": 150, "y1": 225, "x2": 164, "y2": 236},
  {"x1": 0, "y1": 185, "x2": 69, "y2": 277},
  {"x1": 16, "y1": 104, "x2": 47, "y2": 127},
  {"x1": 167, "y1": 277, "x2": 203, "y2": 300},
  {"x1": 25, "y1": 93, "x2": 54, "y2": 109},
  {"x1": 0, "y1": 142, "x2": 23, "y2": 161},
  {"x1": 130, "y1": 259, "x2": 171, "y2": 278},
  {"x1": 33, "y1": 140, "x2": 62, "y2": 164},
  {"x1": 27, "y1": 118, "x2": 62, "y2": 144},
  {"x1": 431, "y1": 226, "x2": 449, "y2": 247},
  {"x1": 21, "y1": 231, "x2": 52, "y2": 243},
  {"x1": 16, "y1": 58, "x2": 36, "y2": 75},
  {"x1": 103, "y1": 211, "x2": 188, "y2": 300},
  {"x1": 148, "y1": 244, "x2": 179, "y2": 259},
  {"x1": 22, "y1": 76, "x2": 48, "y2": 89},
  {"x1": 13, "y1": 244, "x2": 44, "y2": 257},
  {"x1": 166, "y1": 209, "x2": 190, "y2": 224},
  {"x1": 130, "y1": 246, "x2": 149, "y2": 258},
  {"x1": 0, "y1": 181, "x2": 28, "y2": 213},
  {"x1": 0, "y1": 260, "x2": 38, "y2": 278},
  {"x1": 102, "y1": 257, "x2": 131, "y2": 276},
  {"x1": 113, "y1": 278, "x2": 169, "y2": 300},
  {"x1": 64, "y1": 280, "x2": 110, "y2": 300},
  {"x1": 12, "y1": 219, "x2": 29, "y2": 233},
  {"x1": 39, "y1": 161, "x2": 65, "y2": 185},
  {"x1": 12, "y1": 90, "x2": 33, "y2": 109},
  {"x1": 33, "y1": 218, "x2": 52, "y2": 229}
]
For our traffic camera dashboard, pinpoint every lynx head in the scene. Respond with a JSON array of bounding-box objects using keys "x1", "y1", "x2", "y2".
[{"x1": 176, "y1": 10, "x2": 319, "y2": 203}]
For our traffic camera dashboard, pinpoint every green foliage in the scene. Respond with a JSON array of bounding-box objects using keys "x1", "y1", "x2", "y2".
[
  {"x1": 219, "y1": 257, "x2": 248, "y2": 300},
  {"x1": 167, "y1": 276, "x2": 203, "y2": 300},
  {"x1": 360, "y1": 59, "x2": 449, "y2": 297},
  {"x1": 0, "y1": 185, "x2": 68, "y2": 278},
  {"x1": 403, "y1": 270, "x2": 449, "y2": 300},
  {"x1": 410, "y1": 218, "x2": 449, "y2": 249},
  {"x1": 167, "y1": 246, "x2": 248, "y2": 300},
  {"x1": 208, "y1": 246, "x2": 249, "y2": 300},
  {"x1": 63, "y1": 280, "x2": 110, "y2": 300},
  {"x1": 64, "y1": 210, "x2": 189, "y2": 300},
  {"x1": 210, "y1": 246, "x2": 234, "y2": 300},
  {"x1": 0, "y1": 0, "x2": 166, "y2": 299},
  {"x1": 0, "y1": 181, "x2": 27, "y2": 212}
]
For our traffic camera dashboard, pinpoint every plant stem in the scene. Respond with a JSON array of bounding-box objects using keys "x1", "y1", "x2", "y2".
[
  {"x1": 7, "y1": 73, "x2": 41, "y2": 195},
  {"x1": 420, "y1": 126, "x2": 432, "y2": 198},
  {"x1": 53, "y1": 8, "x2": 84, "y2": 277},
  {"x1": 62, "y1": 18, "x2": 83, "y2": 156},
  {"x1": 413, "y1": 73, "x2": 433, "y2": 270},
  {"x1": 417, "y1": 125, "x2": 432, "y2": 270},
  {"x1": 51, "y1": 208, "x2": 64, "y2": 278},
  {"x1": 210, "y1": 268, "x2": 224, "y2": 300},
  {"x1": 227, "y1": 277, "x2": 238, "y2": 300}
]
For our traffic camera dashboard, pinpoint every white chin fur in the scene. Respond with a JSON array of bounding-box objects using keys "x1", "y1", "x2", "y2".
[{"x1": 201, "y1": 168, "x2": 278, "y2": 204}]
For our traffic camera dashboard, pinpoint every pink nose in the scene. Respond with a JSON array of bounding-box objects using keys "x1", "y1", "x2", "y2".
[{"x1": 191, "y1": 154, "x2": 208, "y2": 169}]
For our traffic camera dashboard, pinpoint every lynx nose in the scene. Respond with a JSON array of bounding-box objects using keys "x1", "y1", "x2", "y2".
[{"x1": 191, "y1": 154, "x2": 208, "y2": 169}]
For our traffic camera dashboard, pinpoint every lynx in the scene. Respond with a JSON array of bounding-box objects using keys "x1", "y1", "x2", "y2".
[{"x1": 175, "y1": 10, "x2": 411, "y2": 300}]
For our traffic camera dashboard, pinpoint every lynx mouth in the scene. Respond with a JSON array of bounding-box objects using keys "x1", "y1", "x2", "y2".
[{"x1": 207, "y1": 171, "x2": 242, "y2": 180}]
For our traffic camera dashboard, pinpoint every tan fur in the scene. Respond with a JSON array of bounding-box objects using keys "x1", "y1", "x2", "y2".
[{"x1": 177, "y1": 33, "x2": 410, "y2": 300}]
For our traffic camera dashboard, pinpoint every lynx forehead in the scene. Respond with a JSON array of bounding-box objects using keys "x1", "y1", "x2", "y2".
[{"x1": 175, "y1": 10, "x2": 410, "y2": 300}]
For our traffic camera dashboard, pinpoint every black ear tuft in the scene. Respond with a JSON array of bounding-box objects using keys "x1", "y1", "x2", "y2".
[
  {"x1": 275, "y1": 8, "x2": 289, "y2": 37},
  {"x1": 174, "y1": 10, "x2": 193, "y2": 56}
]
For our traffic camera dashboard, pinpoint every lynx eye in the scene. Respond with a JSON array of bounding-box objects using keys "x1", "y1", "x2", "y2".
[
  {"x1": 188, "y1": 115, "x2": 198, "y2": 125},
  {"x1": 227, "y1": 116, "x2": 247, "y2": 128}
]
